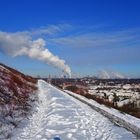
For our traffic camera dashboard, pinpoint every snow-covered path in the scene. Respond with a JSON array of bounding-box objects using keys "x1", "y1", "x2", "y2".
[{"x1": 14, "y1": 80, "x2": 139, "y2": 140}]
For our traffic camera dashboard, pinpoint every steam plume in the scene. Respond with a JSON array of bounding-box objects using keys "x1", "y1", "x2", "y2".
[
  {"x1": 98, "y1": 70, "x2": 125, "y2": 79},
  {"x1": 0, "y1": 31, "x2": 71, "y2": 77}
]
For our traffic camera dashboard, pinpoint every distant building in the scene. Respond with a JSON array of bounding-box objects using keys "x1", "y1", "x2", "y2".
[{"x1": 47, "y1": 74, "x2": 52, "y2": 84}]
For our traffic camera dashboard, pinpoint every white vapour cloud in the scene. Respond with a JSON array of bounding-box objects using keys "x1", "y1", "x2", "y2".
[
  {"x1": 49, "y1": 28, "x2": 140, "y2": 48},
  {"x1": 29, "y1": 24, "x2": 72, "y2": 36},
  {"x1": 98, "y1": 70, "x2": 110, "y2": 79},
  {"x1": 98, "y1": 70, "x2": 125, "y2": 79},
  {"x1": 0, "y1": 31, "x2": 71, "y2": 77}
]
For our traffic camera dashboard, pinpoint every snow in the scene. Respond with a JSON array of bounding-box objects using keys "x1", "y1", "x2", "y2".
[
  {"x1": 117, "y1": 99, "x2": 130, "y2": 107},
  {"x1": 123, "y1": 84, "x2": 132, "y2": 89},
  {"x1": 88, "y1": 84, "x2": 140, "y2": 107},
  {"x1": 66, "y1": 90, "x2": 140, "y2": 137},
  {"x1": 13, "y1": 80, "x2": 139, "y2": 140}
]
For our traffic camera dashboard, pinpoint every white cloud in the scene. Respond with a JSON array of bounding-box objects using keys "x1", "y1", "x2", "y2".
[
  {"x1": 48, "y1": 28, "x2": 140, "y2": 48},
  {"x1": 0, "y1": 30, "x2": 71, "y2": 77},
  {"x1": 27, "y1": 24, "x2": 72, "y2": 36},
  {"x1": 97, "y1": 70, "x2": 125, "y2": 79}
]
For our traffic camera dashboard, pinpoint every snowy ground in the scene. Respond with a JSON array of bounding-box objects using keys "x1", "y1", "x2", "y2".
[
  {"x1": 88, "y1": 84, "x2": 140, "y2": 108},
  {"x1": 13, "y1": 80, "x2": 139, "y2": 140}
]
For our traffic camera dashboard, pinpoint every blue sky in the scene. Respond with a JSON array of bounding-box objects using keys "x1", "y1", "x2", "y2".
[{"x1": 0, "y1": 0, "x2": 140, "y2": 78}]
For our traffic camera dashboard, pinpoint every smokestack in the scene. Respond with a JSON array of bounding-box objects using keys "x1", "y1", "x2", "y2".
[{"x1": 0, "y1": 31, "x2": 71, "y2": 77}]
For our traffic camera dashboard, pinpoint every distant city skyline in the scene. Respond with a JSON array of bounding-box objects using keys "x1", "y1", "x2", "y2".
[{"x1": 0, "y1": 0, "x2": 140, "y2": 78}]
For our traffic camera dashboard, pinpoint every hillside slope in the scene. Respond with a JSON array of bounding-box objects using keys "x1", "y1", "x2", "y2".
[{"x1": 0, "y1": 63, "x2": 37, "y2": 139}]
